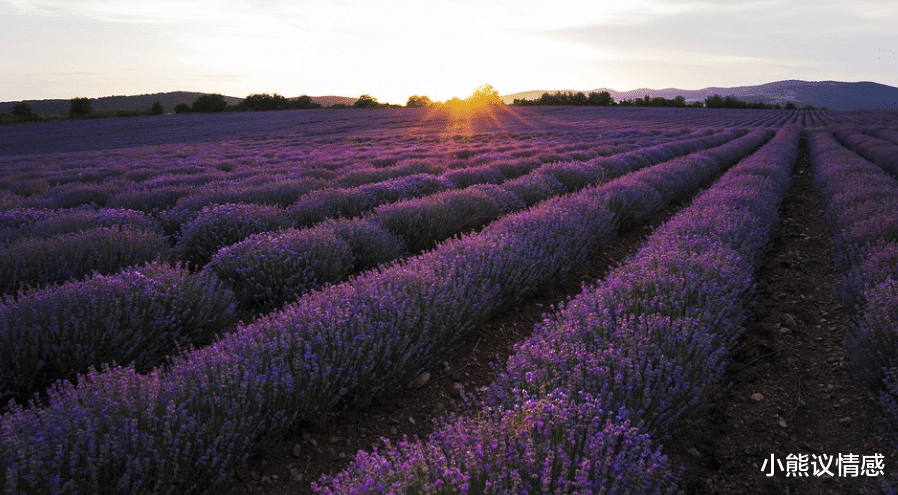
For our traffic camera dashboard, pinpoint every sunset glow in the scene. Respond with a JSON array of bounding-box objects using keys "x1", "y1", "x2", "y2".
[{"x1": 2, "y1": 0, "x2": 896, "y2": 103}]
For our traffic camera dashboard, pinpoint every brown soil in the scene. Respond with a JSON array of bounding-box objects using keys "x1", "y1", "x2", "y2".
[
  {"x1": 663, "y1": 137, "x2": 897, "y2": 494},
  {"x1": 222, "y1": 137, "x2": 896, "y2": 494},
  {"x1": 219, "y1": 198, "x2": 689, "y2": 494}
]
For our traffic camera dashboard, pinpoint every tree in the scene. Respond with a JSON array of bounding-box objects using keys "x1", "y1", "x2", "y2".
[
  {"x1": 353, "y1": 94, "x2": 379, "y2": 108},
  {"x1": 239, "y1": 93, "x2": 289, "y2": 111},
  {"x1": 467, "y1": 84, "x2": 502, "y2": 107},
  {"x1": 406, "y1": 95, "x2": 432, "y2": 108},
  {"x1": 293, "y1": 95, "x2": 320, "y2": 109},
  {"x1": 587, "y1": 91, "x2": 614, "y2": 106},
  {"x1": 11, "y1": 102, "x2": 35, "y2": 121},
  {"x1": 174, "y1": 103, "x2": 192, "y2": 114},
  {"x1": 672, "y1": 95, "x2": 686, "y2": 107},
  {"x1": 192, "y1": 93, "x2": 228, "y2": 113},
  {"x1": 149, "y1": 101, "x2": 164, "y2": 115},
  {"x1": 69, "y1": 97, "x2": 92, "y2": 118},
  {"x1": 704, "y1": 94, "x2": 725, "y2": 108}
]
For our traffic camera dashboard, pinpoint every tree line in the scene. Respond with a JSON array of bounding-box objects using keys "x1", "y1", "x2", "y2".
[
  {"x1": 2, "y1": 86, "x2": 821, "y2": 125},
  {"x1": 511, "y1": 91, "x2": 815, "y2": 109}
]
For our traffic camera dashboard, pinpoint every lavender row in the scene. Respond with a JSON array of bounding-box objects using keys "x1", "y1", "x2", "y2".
[
  {"x1": 832, "y1": 127, "x2": 898, "y2": 177},
  {"x1": 0, "y1": 226, "x2": 171, "y2": 296},
  {"x1": 807, "y1": 130, "x2": 898, "y2": 395},
  {"x1": 0, "y1": 130, "x2": 745, "y2": 404},
  {"x1": 176, "y1": 129, "x2": 725, "y2": 267},
  {"x1": 204, "y1": 129, "x2": 749, "y2": 309},
  {"x1": 0, "y1": 206, "x2": 160, "y2": 246},
  {"x1": 0, "y1": 130, "x2": 771, "y2": 494},
  {"x1": 1, "y1": 115, "x2": 673, "y2": 212},
  {"x1": 0, "y1": 263, "x2": 237, "y2": 409},
  {"x1": 313, "y1": 127, "x2": 799, "y2": 493}
]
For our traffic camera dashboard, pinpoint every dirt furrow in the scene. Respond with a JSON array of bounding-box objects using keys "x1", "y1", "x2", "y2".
[
  {"x1": 664, "y1": 135, "x2": 897, "y2": 494},
  {"x1": 222, "y1": 196, "x2": 692, "y2": 495}
]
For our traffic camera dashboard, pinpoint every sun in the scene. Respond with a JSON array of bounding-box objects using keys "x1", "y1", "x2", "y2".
[{"x1": 439, "y1": 84, "x2": 504, "y2": 111}]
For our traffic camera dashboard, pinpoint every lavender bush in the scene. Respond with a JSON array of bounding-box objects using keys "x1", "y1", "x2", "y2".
[
  {"x1": 176, "y1": 203, "x2": 290, "y2": 267},
  {"x1": 325, "y1": 218, "x2": 406, "y2": 271},
  {"x1": 313, "y1": 393, "x2": 680, "y2": 494},
  {"x1": 809, "y1": 129, "x2": 898, "y2": 391},
  {"x1": 21, "y1": 207, "x2": 160, "y2": 240},
  {"x1": 0, "y1": 117, "x2": 808, "y2": 495},
  {"x1": 0, "y1": 226, "x2": 171, "y2": 295},
  {"x1": 0, "y1": 263, "x2": 237, "y2": 404},
  {"x1": 205, "y1": 226, "x2": 354, "y2": 310}
]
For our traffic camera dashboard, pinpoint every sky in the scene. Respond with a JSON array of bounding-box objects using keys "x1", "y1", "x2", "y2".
[{"x1": 2, "y1": 0, "x2": 897, "y2": 105}]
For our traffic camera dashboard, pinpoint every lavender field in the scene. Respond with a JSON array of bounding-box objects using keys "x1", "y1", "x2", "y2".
[{"x1": 2, "y1": 106, "x2": 898, "y2": 494}]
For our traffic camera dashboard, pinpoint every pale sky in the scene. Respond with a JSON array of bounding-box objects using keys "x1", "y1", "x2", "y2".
[{"x1": 2, "y1": 0, "x2": 896, "y2": 104}]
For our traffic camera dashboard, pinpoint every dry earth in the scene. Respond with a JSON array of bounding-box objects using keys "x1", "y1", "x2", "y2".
[{"x1": 221, "y1": 137, "x2": 897, "y2": 494}]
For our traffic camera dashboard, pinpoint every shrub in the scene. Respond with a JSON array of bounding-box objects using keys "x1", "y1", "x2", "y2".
[
  {"x1": 373, "y1": 188, "x2": 503, "y2": 253},
  {"x1": 0, "y1": 227, "x2": 172, "y2": 295},
  {"x1": 325, "y1": 218, "x2": 406, "y2": 271},
  {"x1": 313, "y1": 393, "x2": 679, "y2": 494},
  {"x1": 68, "y1": 97, "x2": 92, "y2": 118},
  {"x1": 192, "y1": 93, "x2": 228, "y2": 113},
  {"x1": 500, "y1": 173, "x2": 567, "y2": 206},
  {"x1": 149, "y1": 101, "x2": 164, "y2": 115},
  {"x1": 205, "y1": 226, "x2": 353, "y2": 310},
  {"x1": 11, "y1": 102, "x2": 36, "y2": 121},
  {"x1": 0, "y1": 263, "x2": 237, "y2": 402},
  {"x1": 23, "y1": 207, "x2": 160, "y2": 239},
  {"x1": 176, "y1": 203, "x2": 290, "y2": 267}
]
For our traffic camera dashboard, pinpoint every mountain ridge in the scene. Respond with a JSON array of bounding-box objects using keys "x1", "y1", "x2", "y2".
[
  {"x1": 3, "y1": 80, "x2": 897, "y2": 113},
  {"x1": 502, "y1": 80, "x2": 898, "y2": 110},
  {"x1": 0, "y1": 92, "x2": 357, "y2": 115}
]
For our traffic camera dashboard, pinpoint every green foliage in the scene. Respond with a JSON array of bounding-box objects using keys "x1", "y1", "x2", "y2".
[
  {"x1": 173, "y1": 102, "x2": 192, "y2": 114},
  {"x1": 11, "y1": 102, "x2": 35, "y2": 121},
  {"x1": 467, "y1": 84, "x2": 502, "y2": 107},
  {"x1": 192, "y1": 93, "x2": 228, "y2": 113},
  {"x1": 589, "y1": 91, "x2": 614, "y2": 106},
  {"x1": 148, "y1": 100, "x2": 164, "y2": 115},
  {"x1": 514, "y1": 90, "x2": 614, "y2": 106},
  {"x1": 406, "y1": 95, "x2": 433, "y2": 108},
  {"x1": 784, "y1": 102, "x2": 797, "y2": 110},
  {"x1": 68, "y1": 97, "x2": 92, "y2": 118},
  {"x1": 353, "y1": 94, "x2": 380, "y2": 108},
  {"x1": 704, "y1": 94, "x2": 779, "y2": 109},
  {"x1": 239, "y1": 93, "x2": 289, "y2": 111},
  {"x1": 293, "y1": 95, "x2": 321, "y2": 109}
]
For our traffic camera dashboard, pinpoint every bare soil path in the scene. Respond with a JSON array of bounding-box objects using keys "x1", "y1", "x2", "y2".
[
  {"x1": 664, "y1": 136, "x2": 897, "y2": 494},
  {"x1": 221, "y1": 196, "x2": 691, "y2": 494},
  {"x1": 224, "y1": 134, "x2": 897, "y2": 495}
]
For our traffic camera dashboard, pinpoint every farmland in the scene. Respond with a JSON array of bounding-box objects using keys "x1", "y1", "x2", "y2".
[{"x1": 1, "y1": 106, "x2": 897, "y2": 494}]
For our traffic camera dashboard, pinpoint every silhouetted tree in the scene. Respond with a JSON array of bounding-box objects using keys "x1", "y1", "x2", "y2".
[
  {"x1": 192, "y1": 93, "x2": 228, "y2": 113},
  {"x1": 11, "y1": 102, "x2": 36, "y2": 121},
  {"x1": 704, "y1": 94, "x2": 725, "y2": 108},
  {"x1": 174, "y1": 103, "x2": 192, "y2": 114},
  {"x1": 467, "y1": 84, "x2": 502, "y2": 107},
  {"x1": 406, "y1": 95, "x2": 433, "y2": 108},
  {"x1": 293, "y1": 95, "x2": 321, "y2": 109},
  {"x1": 69, "y1": 97, "x2": 92, "y2": 118},
  {"x1": 353, "y1": 94, "x2": 379, "y2": 108},
  {"x1": 587, "y1": 91, "x2": 614, "y2": 106},
  {"x1": 239, "y1": 93, "x2": 289, "y2": 111},
  {"x1": 149, "y1": 101, "x2": 164, "y2": 115}
]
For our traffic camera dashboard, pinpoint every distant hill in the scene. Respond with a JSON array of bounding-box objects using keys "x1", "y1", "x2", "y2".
[
  {"x1": 307, "y1": 96, "x2": 357, "y2": 107},
  {"x1": 502, "y1": 80, "x2": 898, "y2": 111},
  {"x1": 0, "y1": 92, "x2": 357, "y2": 115},
  {"x1": 5, "y1": 81, "x2": 897, "y2": 114}
]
